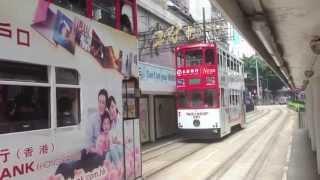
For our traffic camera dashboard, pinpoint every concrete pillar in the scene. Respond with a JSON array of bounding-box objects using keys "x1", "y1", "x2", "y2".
[
  {"x1": 306, "y1": 85, "x2": 316, "y2": 151},
  {"x1": 311, "y1": 77, "x2": 320, "y2": 173},
  {"x1": 304, "y1": 86, "x2": 310, "y2": 135},
  {"x1": 148, "y1": 95, "x2": 156, "y2": 142}
]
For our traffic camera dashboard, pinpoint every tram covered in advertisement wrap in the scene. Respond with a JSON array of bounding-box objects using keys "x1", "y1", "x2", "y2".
[
  {"x1": 0, "y1": 0, "x2": 142, "y2": 180},
  {"x1": 175, "y1": 43, "x2": 245, "y2": 139}
]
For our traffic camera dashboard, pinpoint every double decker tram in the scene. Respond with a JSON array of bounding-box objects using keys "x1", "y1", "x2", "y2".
[
  {"x1": 0, "y1": 0, "x2": 142, "y2": 179},
  {"x1": 175, "y1": 43, "x2": 245, "y2": 139}
]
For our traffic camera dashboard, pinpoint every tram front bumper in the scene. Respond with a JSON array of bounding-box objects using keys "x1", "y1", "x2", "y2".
[{"x1": 178, "y1": 128, "x2": 221, "y2": 139}]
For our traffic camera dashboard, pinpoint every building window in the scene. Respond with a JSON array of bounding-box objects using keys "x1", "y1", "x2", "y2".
[
  {"x1": 186, "y1": 50, "x2": 202, "y2": 66},
  {"x1": 56, "y1": 67, "x2": 80, "y2": 127},
  {"x1": 53, "y1": 0, "x2": 87, "y2": 16},
  {"x1": 0, "y1": 61, "x2": 50, "y2": 134}
]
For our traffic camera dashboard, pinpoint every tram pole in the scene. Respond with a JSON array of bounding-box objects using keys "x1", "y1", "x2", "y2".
[
  {"x1": 203, "y1": 7, "x2": 206, "y2": 43},
  {"x1": 256, "y1": 57, "x2": 261, "y2": 104}
]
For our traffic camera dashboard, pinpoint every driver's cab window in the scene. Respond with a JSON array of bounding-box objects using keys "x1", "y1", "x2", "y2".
[{"x1": 186, "y1": 50, "x2": 202, "y2": 66}]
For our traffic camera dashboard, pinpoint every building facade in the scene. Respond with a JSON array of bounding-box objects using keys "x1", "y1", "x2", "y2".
[{"x1": 137, "y1": 0, "x2": 193, "y2": 143}]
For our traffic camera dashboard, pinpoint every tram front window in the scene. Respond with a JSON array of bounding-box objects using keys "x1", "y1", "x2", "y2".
[
  {"x1": 204, "y1": 90, "x2": 219, "y2": 108},
  {"x1": 176, "y1": 52, "x2": 184, "y2": 67},
  {"x1": 177, "y1": 92, "x2": 187, "y2": 108},
  {"x1": 191, "y1": 91, "x2": 202, "y2": 107},
  {"x1": 186, "y1": 50, "x2": 202, "y2": 66}
]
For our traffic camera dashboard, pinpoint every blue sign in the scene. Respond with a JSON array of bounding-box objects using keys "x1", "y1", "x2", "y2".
[{"x1": 139, "y1": 62, "x2": 175, "y2": 84}]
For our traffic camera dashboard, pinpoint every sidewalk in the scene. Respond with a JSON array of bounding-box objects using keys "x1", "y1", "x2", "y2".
[{"x1": 288, "y1": 129, "x2": 320, "y2": 180}]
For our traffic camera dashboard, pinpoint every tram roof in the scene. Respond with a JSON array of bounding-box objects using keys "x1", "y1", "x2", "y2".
[
  {"x1": 175, "y1": 43, "x2": 217, "y2": 51},
  {"x1": 175, "y1": 42, "x2": 243, "y2": 63}
]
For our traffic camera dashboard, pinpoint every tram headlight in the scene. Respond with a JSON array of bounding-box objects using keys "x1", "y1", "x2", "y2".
[
  {"x1": 177, "y1": 79, "x2": 184, "y2": 86},
  {"x1": 207, "y1": 77, "x2": 214, "y2": 84},
  {"x1": 212, "y1": 129, "x2": 218, "y2": 133}
]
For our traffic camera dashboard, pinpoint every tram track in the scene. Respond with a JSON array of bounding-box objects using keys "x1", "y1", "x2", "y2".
[
  {"x1": 144, "y1": 108, "x2": 279, "y2": 179},
  {"x1": 205, "y1": 109, "x2": 286, "y2": 180},
  {"x1": 245, "y1": 109, "x2": 271, "y2": 125},
  {"x1": 243, "y1": 113, "x2": 290, "y2": 180},
  {"x1": 143, "y1": 142, "x2": 190, "y2": 162},
  {"x1": 143, "y1": 109, "x2": 271, "y2": 168},
  {"x1": 143, "y1": 142, "x2": 211, "y2": 178},
  {"x1": 142, "y1": 110, "x2": 271, "y2": 166}
]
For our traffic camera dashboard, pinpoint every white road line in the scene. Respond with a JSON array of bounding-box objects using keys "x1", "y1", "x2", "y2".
[{"x1": 282, "y1": 134, "x2": 293, "y2": 180}]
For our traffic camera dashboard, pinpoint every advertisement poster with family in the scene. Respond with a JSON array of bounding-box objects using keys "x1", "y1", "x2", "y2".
[{"x1": 48, "y1": 89, "x2": 141, "y2": 180}]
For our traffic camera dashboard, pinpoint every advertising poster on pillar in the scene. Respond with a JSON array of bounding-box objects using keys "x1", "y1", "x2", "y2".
[
  {"x1": 0, "y1": 0, "x2": 141, "y2": 180},
  {"x1": 123, "y1": 120, "x2": 142, "y2": 180}
]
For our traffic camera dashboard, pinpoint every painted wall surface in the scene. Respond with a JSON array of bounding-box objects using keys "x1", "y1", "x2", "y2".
[
  {"x1": 139, "y1": 98, "x2": 150, "y2": 143},
  {"x1": 0, "y1": 1, "x2": 140, "y2": 179},
  {"x1": 155, "y1": 97, "x2": 177, "y2": 138}
]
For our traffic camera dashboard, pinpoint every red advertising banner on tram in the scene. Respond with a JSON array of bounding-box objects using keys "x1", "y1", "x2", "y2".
[{"x1": 176, "y1": 65, "x2": 219, "y2": 90}]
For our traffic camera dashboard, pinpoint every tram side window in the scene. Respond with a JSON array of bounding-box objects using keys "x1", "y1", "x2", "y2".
[
  {"x1": 205, "y1": 49, "x2": 214, "y2": 65},
  {"x1": 0, "y1": 61, "x2": 50, "y2": 134},
  {"x1": 93, "y1": 0, "x2": 116, "y2": 28},
  {"x1": 231, "y1": 58, "x2": 235, "y2": 72},
  {"x1": 236, "y1": 62, "x2": 239, "y2": 73},
  {"x1": 120, "y1": 1, "x2": 135, "y2": 34},
  {"x1": 227, "y1": 55, "x2": 230, "y2": 70},
  {"x1": 220, "y1": 89, "x2": 224, "y2": 107},
  {"x1": 56, "y1": 68, "x2": 80, "y2": 127},
  {"x1": 53, "y1": 0, "x2": 87, "y2": 16},
  {"x1": 186, "y1": 50, "x2": 202, "y2": 66}
]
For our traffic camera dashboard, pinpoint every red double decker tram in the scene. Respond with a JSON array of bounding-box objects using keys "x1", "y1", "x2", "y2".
[{"x1": 175, "y1": 43, "x2": 245, "y2": 139}]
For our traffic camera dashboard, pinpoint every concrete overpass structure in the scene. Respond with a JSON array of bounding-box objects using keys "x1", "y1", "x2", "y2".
[{"x1": 210, "y1": 0, "x2": 320, "y2": 174}]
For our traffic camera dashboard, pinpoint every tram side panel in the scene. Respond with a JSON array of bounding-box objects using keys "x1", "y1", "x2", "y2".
[{"x1": 0, "y1": 1, "x2": 141, "y2": 179}]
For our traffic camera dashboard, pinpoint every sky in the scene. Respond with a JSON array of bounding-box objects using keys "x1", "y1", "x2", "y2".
[
  {"x1": 188, "y1": 0, "x2": 256, "y2": 57},
  {"x1": 189, "y1": 0, "x2": 212, "y2": 21}
]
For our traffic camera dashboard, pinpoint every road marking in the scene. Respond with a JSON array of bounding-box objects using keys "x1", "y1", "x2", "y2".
[{"x1": 282, "y1": 134, "x2": 293, "y2": 180}]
